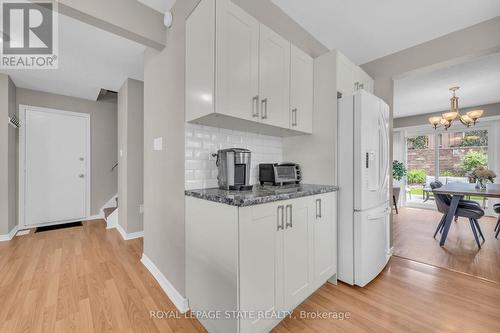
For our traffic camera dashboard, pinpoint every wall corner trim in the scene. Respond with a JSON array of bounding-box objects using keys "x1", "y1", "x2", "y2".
[
  {"x1": 0, "y1": 225, "x2": 19, "y2": 242},
  {"x1": 140, "y1": 253, "x2": 189, "y2": 313}
]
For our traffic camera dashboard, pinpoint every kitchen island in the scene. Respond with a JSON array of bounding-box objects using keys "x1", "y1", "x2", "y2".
[{"x1": 186, "y1": 184, "x2": 338, "y2": 333}]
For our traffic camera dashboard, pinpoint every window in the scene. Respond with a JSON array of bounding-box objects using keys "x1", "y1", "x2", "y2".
[{"x1": 404, "y1": 128, "x2": 490, "y2": 205}]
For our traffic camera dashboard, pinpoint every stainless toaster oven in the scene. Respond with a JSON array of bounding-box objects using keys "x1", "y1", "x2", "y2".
[{"x1": 259, "y1": 163, "x2": 301, "y2": 186}]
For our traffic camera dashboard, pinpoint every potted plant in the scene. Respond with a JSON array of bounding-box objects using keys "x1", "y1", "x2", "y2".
[
  {"x1": 393, "y1": 160, "x2": 407, "y2": 181},
  {"x1": 471, "y1": 166, "x2": 496, "y2": 190}
]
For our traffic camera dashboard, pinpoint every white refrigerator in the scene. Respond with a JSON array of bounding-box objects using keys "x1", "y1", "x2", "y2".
[{"x1": 337, "y1": 90, "x2": 391, "y2": 287}]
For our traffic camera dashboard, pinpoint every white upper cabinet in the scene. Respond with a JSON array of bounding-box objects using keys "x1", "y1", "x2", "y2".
[
  {"x1": 290, "y1": 45, "x2": 313, "y2": 133},
  {"x1": 186, "y1": 0, "x2": 313, "y2": 136},
  {"x1": 336, "y1": 51, "x2": 374, "y2": 96},
  {"x1": 215, "y1": 0, "x2": 260, "y2": 121},
  {"x1": 258, "y1": 25, "x2": 291, "y2": 128}
]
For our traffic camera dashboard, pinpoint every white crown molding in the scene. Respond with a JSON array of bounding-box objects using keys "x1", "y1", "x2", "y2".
[{"x1": 141, "y1": 253, "x2": 189, "y2": 313}]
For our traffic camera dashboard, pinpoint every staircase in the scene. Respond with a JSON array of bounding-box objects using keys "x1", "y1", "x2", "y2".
[{"x1": 103, "y1": 197, "x2": 118, "y2": 229}]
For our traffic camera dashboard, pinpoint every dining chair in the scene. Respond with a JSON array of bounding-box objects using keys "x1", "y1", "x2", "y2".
[
  {"x1": 494, "y1": 204, "x2": 500, "y2": 239},
  {"x1": 430, "y1": 181, "x2": 485, "y2": 249}
]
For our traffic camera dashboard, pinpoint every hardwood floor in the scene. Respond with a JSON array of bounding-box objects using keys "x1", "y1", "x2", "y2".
[
  {"x1": 394, "y1": 207, "x2": 500, "y2": 283},
  {"x1": 1, "y1": 219, "x2": 500, "y2": 332}
]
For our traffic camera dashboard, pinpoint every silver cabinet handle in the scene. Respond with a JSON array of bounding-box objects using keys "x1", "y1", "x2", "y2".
[
  {"x1": 261, "y1": 98, "x2": 268, "y2": 120},
  {"x1": 79, "y1": 174, "x2": 85, "y2": 178},
  {"x1": 277, "y1": 205, "x2": 284, "y2": 231},
  {"x1": 285, "y1": 204, "x2": 293, "y2": 228},
  {"x1": 316, "y1": 198, "x2": 322, "y2": 218},
  {"x1": 252, "y1": 95, "x2": 259, "y2": 118},
  {"x1": 359, "y1": 83, "x2": 364, "y2": 90},
  {"x1": 291, "y1": 108, "x2": 297, "y2": 127},
  {"x1": 354, "y1": 82, "x2": 359, "y2": 91}
]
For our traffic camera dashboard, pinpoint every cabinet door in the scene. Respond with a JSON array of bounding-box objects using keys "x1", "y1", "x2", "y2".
[
  {"x1": 283, "y1": 197, "x2": 312, "y2": 310},
  {"x1": 290, "y1": 45, "x2": 313, "y2": 133},
  {"x1": 313, "y1": 193, "x2": 337, "y2": 289},
  {"x1": 259, "y1": 24, "x2": 290, "y2": 128},
  {"x1": 336, "y1": 53, "x2": 356, "y2": 97},
  {"x1": 239, "y1": 202, "x2": 284, "y2": 333},
  {"x1": 216, "y1": 0, "x2": 259, "y2": 121}
]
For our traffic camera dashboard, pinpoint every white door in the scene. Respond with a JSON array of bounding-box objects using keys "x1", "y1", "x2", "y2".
[
  {"x1": 23, "y1": 107, "x2": 89, "y2": 226},
  {"x1": 283, "y1": 197, "x2": 312, "y2": 310},
  {"x1": 290, "y1": 44, "x2": 313, "y2": 133},
  {"x1": 354, "y1": 91, "x2": 390, "y2": 210},
  {"x1": 215, "y1": 0, "x2": 259, "y2": 121},
  {"x1": 313, "y1": 193, "x2": 336, "y2": 289},
  {"x1": 259, "y1": 24, "x2": 290, "y2": 128},
  {"x1": 239, "y1": 201, "x2": 284, "y2": 333},
  {"x1": 353, "y1": 204, "x2": 390, "y2": 287}
]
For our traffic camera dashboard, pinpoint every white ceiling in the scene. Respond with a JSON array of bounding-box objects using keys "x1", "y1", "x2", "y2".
[
  {"x1": 1, "y1": 13, "x2": 145, "y2": 101},
  {"x1": 394, "y1": 53, "x2": 500, "y2": 118},
  {"x1": 272, "y1": 0, "x2": 500, "y2": 65},
  {"x1": 137, "y1": 0, "x2": 176, "y2": 13}
]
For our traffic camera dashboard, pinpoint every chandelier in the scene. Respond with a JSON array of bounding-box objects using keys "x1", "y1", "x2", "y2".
[{"x1": 428, "y1": 87, "x2": 483, "y2": 130}]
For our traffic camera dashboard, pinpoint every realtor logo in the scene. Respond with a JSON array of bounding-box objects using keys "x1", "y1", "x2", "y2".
[{"x1": 1, "y1": 0, "x2": 58, "y2": 69}]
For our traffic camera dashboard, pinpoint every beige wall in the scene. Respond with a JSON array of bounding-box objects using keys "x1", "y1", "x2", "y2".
[
  {"x1": 118, "y1": 79, "x2": 144, "y2": 234},
  {"x1": 143, "y1": 0, "x2": 198, "y2": 297},
  {"x1": 56, "y1": 0, "x2": 166, "y2": 50},
  {"x1": 17, "y1": 88, "x2": 118, "y2": 216},
  {"x1": 394, "y1": 103, "x2": 500, "y2": 129},
  {"x1": 361, "y1": 17, "x2": 500, "y2": 246},
  {"x1": 0, "y1": 74, "x2": 17, "y2": 235}
]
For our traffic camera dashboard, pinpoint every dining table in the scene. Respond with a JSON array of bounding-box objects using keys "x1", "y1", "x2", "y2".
[{"x1": 432, "y1": 183, "x2": 500, "y2": 246}]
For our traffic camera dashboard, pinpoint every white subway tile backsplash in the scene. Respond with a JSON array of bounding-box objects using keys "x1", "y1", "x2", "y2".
[{"x1": 185, "y1": 124, "x2": 283, "y2": 189}]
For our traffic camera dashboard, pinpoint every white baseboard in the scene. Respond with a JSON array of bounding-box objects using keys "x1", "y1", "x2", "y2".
[
  {"x1": 0, "y1": 225, "x2": 19, "y2": 242},
  {"x1": 115, "y1": 223, "x2": 144, "y2": 240},
  {"x1": 87, "y1": 213, "x2": 105, "y2": 221},
  {"x1": 141, "y1": 253, "x2": 189, "y2": 313}
]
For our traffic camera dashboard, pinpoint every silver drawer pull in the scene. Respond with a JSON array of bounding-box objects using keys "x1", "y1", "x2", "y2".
[
  {"x1": 261, "y1": 98, "x2": 268, "y2": 119},
  {"x1": 252, "y1": 95, "x2": 259, "y2": 118},
  {"x1": 285, "y1": 204, "x2": 292, "y2": 228},
  {"x1": 277, "y1": 205, "x2": 284, "y2": 231},
  {"x1": 316, "y1": 198, "x2": 322, "y2": 218}
]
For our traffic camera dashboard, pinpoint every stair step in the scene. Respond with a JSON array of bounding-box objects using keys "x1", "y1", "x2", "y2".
[{"x1": 104, "y1": 207, "x2": 117, "y2": 219}]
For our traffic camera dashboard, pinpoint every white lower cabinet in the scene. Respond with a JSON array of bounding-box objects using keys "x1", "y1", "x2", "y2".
[{"x1": 186, "y1": 192, "x2": 337, "y2": 333}]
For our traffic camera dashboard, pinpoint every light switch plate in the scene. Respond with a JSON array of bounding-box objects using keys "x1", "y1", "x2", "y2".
[{"x1": 153, "y1": 137, "x2": 163, "y2": 151}]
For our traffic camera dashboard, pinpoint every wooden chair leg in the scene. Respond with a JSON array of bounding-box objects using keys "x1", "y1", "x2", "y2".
[
  {"x1": 495, "y1": 218, "x2": 500, "y2": 232},
  {"x1": 469, "y1": 219, "x2": 481, "y2": 249},
  {"x1": 473, "y1": 219, "x2": 485, "y2": 242}
]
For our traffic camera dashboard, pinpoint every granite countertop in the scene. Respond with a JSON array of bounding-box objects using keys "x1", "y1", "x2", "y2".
[{"x1": 185, "y1": 184, "x2": 339, "y2": 207}]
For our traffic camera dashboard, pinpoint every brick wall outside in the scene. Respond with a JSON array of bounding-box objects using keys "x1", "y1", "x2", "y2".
[{"x1": 407, "y1": 146, "x2": 487, "y2": 176}]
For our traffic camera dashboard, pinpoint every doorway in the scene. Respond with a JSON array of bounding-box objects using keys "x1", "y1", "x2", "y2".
[{"x1": 19, "y1": 105, "x2": 90, "y2": 228}]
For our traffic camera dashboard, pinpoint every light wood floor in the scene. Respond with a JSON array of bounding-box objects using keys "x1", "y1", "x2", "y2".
[
  {"x1": 1, "y1": 220, "x2": 500, "y2": 332},
  {"x1": 394, "y1": 207, "x2": 500, "y2": 283}
]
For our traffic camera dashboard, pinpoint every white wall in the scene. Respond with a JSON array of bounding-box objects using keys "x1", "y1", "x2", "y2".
[
  {"x1": 118, "y1": 78, "x2": 144, "y2": 234},
  {"x1": 185, "y1": 123, "x2": 283, "y2": 189}
]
